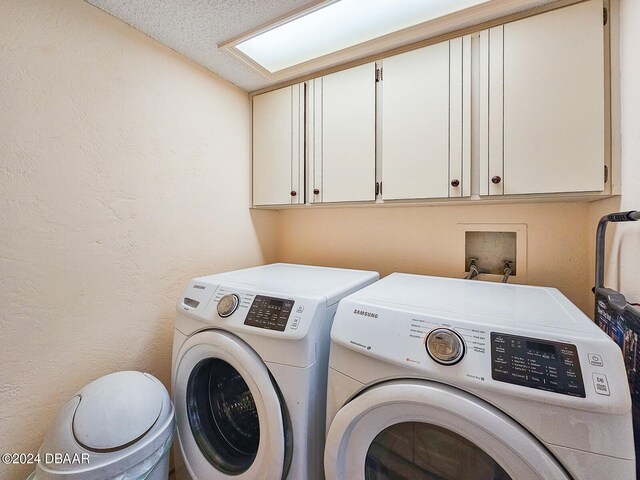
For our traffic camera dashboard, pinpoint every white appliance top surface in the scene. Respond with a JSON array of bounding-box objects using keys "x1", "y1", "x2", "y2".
[
  {"x1": 195, "y1": 263, "x2": 379, "y2": 306},
  {"x1": 351, "y1": 273, "x2": 601, "y2": 335}
]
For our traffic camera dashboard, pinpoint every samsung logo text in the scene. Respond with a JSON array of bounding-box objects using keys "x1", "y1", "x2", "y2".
[{"x1": 353, "y1": 309, "x2": 378, "y2": 318}]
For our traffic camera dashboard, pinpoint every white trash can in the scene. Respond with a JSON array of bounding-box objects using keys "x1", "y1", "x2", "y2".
[{"x1": 28, "y1": 371, "x2": 174, "y2": 480}]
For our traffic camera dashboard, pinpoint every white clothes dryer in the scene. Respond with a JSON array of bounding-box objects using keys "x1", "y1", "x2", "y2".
[
  {"x1": 172, "y1": 263, "x2": 378, "y2": 480},
  {"x1": 325, "y1": 273, "x2": 635, "y2": 480}
]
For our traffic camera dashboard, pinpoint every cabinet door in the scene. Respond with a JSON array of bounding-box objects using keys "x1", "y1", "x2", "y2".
[
  {"x1": 481, "y1": 0, "x2": 605, "y2": 195},
  {"x1": 252, "y1": 84, "x2": 304, "y2": 206},
  {"x1": 309, "y1": 63, "x2": 376, "y2": 203},
  {"x1": 381, "y1": 38, "x2": 471, "y2": 200}
]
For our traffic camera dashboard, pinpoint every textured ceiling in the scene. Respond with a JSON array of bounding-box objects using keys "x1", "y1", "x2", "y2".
[
  {"x1": 86, "y1": 0, "x2": 559, "y2": 92},
  {"x1": 85, "y1": 0, "x2": 312, "y2": 92}
]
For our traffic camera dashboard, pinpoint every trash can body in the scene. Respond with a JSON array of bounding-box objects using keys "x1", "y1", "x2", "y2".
[{"x1": 27, "y1": 371, "x2": 174, "y2": 480}]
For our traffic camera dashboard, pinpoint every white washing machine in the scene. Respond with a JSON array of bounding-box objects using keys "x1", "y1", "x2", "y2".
[
  {"x1": 172, "y1": 263, "x2": 378, "y2": 480},
  {"x1": 325, "y1": 273, "x2": 635, "y2": 480}
]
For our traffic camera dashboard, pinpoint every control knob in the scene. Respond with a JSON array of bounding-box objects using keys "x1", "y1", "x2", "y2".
[
  {"x1": 217, "y1": 294, "x2": 240, "y2": 318},
  {"x1": 426, "y1": 328, "x2": 465, "y2": 365}
]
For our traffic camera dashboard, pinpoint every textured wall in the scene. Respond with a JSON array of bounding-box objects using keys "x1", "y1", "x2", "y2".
[
  {"x1": 0, "y1": 2, "x2": 276, "y2": 479},
  {"x1": 277, "y1": 202, "x2": 593, "y2": 314},
  {"x1": 588, "y1": 0, "x2": 640, "y2": 305}
]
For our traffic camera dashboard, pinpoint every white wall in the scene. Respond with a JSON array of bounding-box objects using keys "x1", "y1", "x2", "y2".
[
  {"x1": 278, "y1": 203, "x2": 594, "y2": 314},
  {"x1": 0, "y1": 2, "x2": 276, "y2": 479},
  {"x1": 588, "y1": 0, "x2": 640, "y2": 307}
]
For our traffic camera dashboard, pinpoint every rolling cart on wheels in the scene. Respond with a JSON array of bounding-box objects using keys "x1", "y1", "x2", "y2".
[{"x1": 593, "y1": 210, "x2": 640, "y2": 477}]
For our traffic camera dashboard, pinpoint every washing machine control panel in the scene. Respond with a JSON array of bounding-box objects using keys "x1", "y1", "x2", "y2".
[
  {"x1": 206, "y1": 285, "x2": 310, "y2": 337},
  {"x1": 491, "y1": 333, "x2": 585, "y2": 398},
  {"x1": 244, "y1": 295, "x2": 294, "y2": 332}
]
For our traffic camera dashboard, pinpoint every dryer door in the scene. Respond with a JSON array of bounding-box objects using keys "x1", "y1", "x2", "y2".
[
  {"x1": 325, "y1": 380, "x2": 572, "y2": 480},
  {"x1": 174, "y1": 330, "x2": 291, "y2": 479}
]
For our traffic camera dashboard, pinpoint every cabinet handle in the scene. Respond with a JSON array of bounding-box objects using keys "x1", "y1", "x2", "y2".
[
  {"x1": 450, "y1": 179, "x2": 460, "y2": 187},
  {"x1": 290, "y1": 190, "x2": 297, "y2": 197},
  {"x1": 313, "y1": 188, "x2": 320, "y2": 195},
  {"x1": 491, "y1": 176, "x2": 502, "y2": 185}
]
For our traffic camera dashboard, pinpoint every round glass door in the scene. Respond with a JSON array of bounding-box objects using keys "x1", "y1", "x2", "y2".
[
  {"x1": 365, "y1": 422, "x2": 512, "y2": 480},
  {"x1": 186, "y1": 358, "x2": 260, "y2": 474},
  {"x1": 324, "y1": 380, "x2": 571, "y2": 480},
  {"x1": 174, "y1": 332, "x2": 289, "y2": 479}
]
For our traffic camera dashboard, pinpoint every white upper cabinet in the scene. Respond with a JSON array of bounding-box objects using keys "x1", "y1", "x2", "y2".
[
  {"x1": 381, "y1": 37, "x2": 471, "y2": 200},
  {"x1": 480, "y1": 0, "x2": 606, "y2": 196},
  {"x1": 252, "y1": 84, "x2": 304, "y2": 206},
  {"x1": 308, "y1": 63, "x2": 376, "y2": 203},
  {"x1": 251, "y1": 1, "x2": 610, "y2": 208}
]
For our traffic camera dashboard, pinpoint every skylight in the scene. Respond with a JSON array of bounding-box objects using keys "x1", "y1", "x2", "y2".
[{"x1": 234, "y1": 0, "x2": 490, "y2": 73}]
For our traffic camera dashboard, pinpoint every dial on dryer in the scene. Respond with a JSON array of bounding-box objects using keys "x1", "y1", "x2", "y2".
[
  {"x1": 426, "y1": 328, "x2": 465, "y2": 365},
  {"x1": 217, "y1": 294, "x2": 240, "y2": 318}
]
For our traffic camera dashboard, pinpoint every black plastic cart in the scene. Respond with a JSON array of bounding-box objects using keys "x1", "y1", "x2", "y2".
[{"x1": 593, "y1": 210, "x2": 640, "y2": 476}]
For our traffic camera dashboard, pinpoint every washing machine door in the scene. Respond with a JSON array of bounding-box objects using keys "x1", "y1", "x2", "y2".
[
  {"x1": 325, "y1": 380, "x2": 572, "y2": 480},
  {"x1": 174, "y1": 330, "x2": 291, "y2": 479}
]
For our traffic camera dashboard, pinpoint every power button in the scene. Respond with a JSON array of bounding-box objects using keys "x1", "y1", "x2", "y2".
[{"x1": 588, "y1": 353, "x2": 604, "y2": 367}]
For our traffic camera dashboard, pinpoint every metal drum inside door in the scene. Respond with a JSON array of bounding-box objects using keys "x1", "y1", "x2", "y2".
[
  {"x1": 365, "y1": 422, "x2": 512, "y2": 479},
  {"x1": 186, "y1": 357, "x2": 260, "y2": 474}
]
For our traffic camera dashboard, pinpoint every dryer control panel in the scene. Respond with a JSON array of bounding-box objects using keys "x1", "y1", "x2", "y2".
[{"x1": 491, "y1": 333, "x2": 585, "y2": 397}]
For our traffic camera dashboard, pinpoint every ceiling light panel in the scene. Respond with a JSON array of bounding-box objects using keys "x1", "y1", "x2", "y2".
[{"x1": 235, "y1": 0, "x2": 489, "y2": 73}]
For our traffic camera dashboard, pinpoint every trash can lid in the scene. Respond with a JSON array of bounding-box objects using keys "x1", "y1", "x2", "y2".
[{"x1": 72, "y1": 371, "x2": 163, "y2": 451}]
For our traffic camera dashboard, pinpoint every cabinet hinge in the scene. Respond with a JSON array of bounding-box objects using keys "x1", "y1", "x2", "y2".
[
  {"x1": 603, "y1": 7, "x2": 608, "y2": 25},
  {"x1": 604, "y1": 165, "x2": 609, "y2": 183},
  {"x1": 375, "y1": 182, "x2": 380, "y2": 196},
  {"x1": 375, "y1": 68, "x2": 380, "y2": 82},
  {"x1": 380, "y1": 181, "x2": 382, "y2": 195}
]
